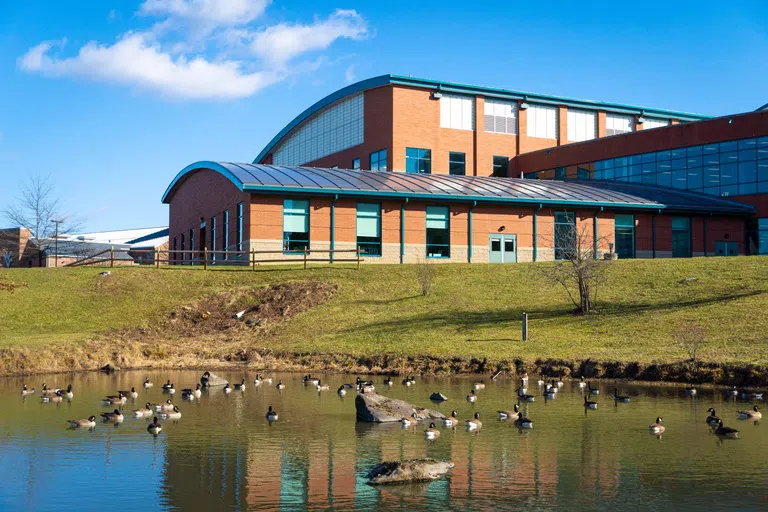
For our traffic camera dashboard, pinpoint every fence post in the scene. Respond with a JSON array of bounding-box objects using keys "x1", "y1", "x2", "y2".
[
  {"x1": 356, "y1": 246, "x2": 361, "y2": 271},
  {"x1": 110, "y1": 246, "x2": 114, "y2": 268},
  {"x1": 203, "y1": 247, "x2": 208, "y2": 271},
  {"x1": 303, "y1": 247, "x2": 307, "y2": 270}
]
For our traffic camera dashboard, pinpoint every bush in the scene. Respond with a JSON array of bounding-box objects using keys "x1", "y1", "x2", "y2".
[{"x1": 415, "y1": 258, "x2": 435, "y2": 296}]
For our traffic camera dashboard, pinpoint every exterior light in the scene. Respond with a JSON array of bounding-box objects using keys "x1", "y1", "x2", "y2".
[
  {"x1": 432, "y1": 85, "x2": 443, "y2": 100},
  {"x1": 499, "y1": 226, "x2": 506, "y2": 232},
  {"x1": 519, "y1": 97, "x2": 529, "y2": 110},
  {"x1": 728, "y1": 119, "x2": 734, "y2": 124}
]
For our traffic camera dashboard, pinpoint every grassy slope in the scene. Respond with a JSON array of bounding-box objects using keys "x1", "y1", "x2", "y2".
[{"x1": 1, "y1": 257, "x2": 767, "y2": 364}]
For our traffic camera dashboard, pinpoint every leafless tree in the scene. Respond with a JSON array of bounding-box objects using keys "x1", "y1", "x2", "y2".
[
  {"x1": 673, "y1": 321, "x2": 706, "y2": 374},
  {"x1": 1, "y1": 248, "x2": 12, "y2": 268},
  {"x1": 538, "y1": 215, "x2": 613, "y2": 314},
  {"x1": 3, "y1": 175, "x2": 81, "y2": 265},
  {"x1": 415, "y1": 257, "x2": 436, "y2": 296}
]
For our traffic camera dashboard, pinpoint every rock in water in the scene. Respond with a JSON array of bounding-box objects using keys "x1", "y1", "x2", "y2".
[
  {"x1": 356, "y1": 393, "x2": 445, "y2": 423},
  {"x1": 429, "y1": 392, "x2": 448, "y2": 402},
  {"x1": 200, "y1": 371, "x2": 228, "y2": 387},
  {"x1": 367, "y1": 459, "x2": 454, "y2": 485}
]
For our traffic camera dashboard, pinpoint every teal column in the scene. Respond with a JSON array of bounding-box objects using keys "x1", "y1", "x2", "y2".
[{"x1": 330, "y1": 196, "x2": 336, "y2": 263}]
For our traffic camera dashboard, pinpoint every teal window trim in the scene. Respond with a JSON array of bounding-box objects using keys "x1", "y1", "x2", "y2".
[
  {"x1": 554, "y1": 211, "x2": 576, "y2": 260},
  {"x1": 468, "y1": 203, "x2": 474, "y2": 263},
  {"x1": 400, "y1": 201, "x2": 406, "y2": 264},
  {"x1": 356, "y1": 202, "x2": 382, "y2": 256},
  {"x1": 283, "y1": 199, "x2": 310, "y2": 254},
  {"x1": 614, "y1": 213, "x2": 635, "y2": 259},
  {"x1": 426, "y1": 205, "x2": 450, "y2": 258}
]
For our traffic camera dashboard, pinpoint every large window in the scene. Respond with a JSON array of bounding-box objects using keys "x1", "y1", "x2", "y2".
[
  {"x1": 484, "y1": 99, "x2": 518, "y2": 134},
  {"x1": 492, "y1": 156, "x2": 509, "y2": 177},
  {"x1": 272, "y1": 93, "x2": 363, "y2": 165},
  {"x1": 527, "y1": 104, "x2": 558, "y2": 139},
  {"x1": 759, "y1": 219, "x2": 768, "y2": 255},
  {"x1": 406, "y1": 148, "x2": 432, "y2": 174},
  {"x1": 237, "y1": 202, "x2": 243, "y2": 251},
  {"x1": 356, "y1": 203, "x2": 381, "y2": 256},
  {"x1": 672, "y1": 217, "x2": 691, "y2": 258},
  {"x1": 283, "y1": 199, "x2": 310, "y2": 252},
  {"x1": 223, "y1": 209, "x2": 229, "y2": 260},
  {"x1": 643, "y1": 118, "x2": 669, "y2": 130},
  {"x1": 449, "y1": 152, "x2": 466, "y2": 175},
  {"x1": 614, "y1": 214, "x2": 635, "y2": 259},
  {"x1": 606, "y1": 114, "x2": 634, "y2": 136},
  {"x1": 426, "y1": 206, "x2": 450, "y2": 258},
  {"x1": 439, "y1": 94, "x2": 474, "y2": 131},
  {"x1": 567, "y1": 109, "x2": 596, "y2": 142},
  {"x1": 554, "y1": 211, "x2": 576, "y2": 260},
  {"x1": 370, "y1": 149, "x2": 387, "y2": 171}
]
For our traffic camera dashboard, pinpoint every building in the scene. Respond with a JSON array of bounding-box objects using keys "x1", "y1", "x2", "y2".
[{"x1": 163, "y1": 76, "x2": 767, "y2": 263}]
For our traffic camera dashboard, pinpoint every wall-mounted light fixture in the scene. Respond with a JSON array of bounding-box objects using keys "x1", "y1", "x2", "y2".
[
  {"x1": 637, "y1": 110, "x2": 646, "y2": 124},
  {"x1": 431, "y1": 85, "x2": 443, "y2": 100},
  {"x1": 519, "y1": 96, "x2": 529, "y2": 110},
  {"x1": 728, "y1": 119, "x2": 734, "y2": 125},
  {"x1": 498, "y1": 226, "x2": 506, "y2": 232}
]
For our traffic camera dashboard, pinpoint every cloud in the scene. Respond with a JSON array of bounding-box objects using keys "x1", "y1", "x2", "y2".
[
  {"x1": 18, "y1": 2, "x2": 368, "y2": 100},
  {"x1": 344, "y1": 64, "x2": 356, "y2": 83},
  {"x1": 251, "y1": 9, "x2": 368, "y2": 65}
]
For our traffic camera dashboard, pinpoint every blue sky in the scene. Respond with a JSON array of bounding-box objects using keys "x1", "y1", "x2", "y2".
[{"x1": 1, "y1": 0, "x2": 766, "y2": 231}]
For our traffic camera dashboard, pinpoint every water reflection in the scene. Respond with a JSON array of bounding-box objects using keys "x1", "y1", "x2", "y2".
[{"x1": 1, "y1": 371, "x2": 767, "y2": 511}]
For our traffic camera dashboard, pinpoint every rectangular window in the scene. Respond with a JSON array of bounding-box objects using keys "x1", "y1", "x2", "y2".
[
  {"x1": 426, "y1": 206, "x2": 450, "y2": 258},
  {"x1": 759, "y1": 218, "x2": 768, "y2": 255},
  {"x1": 406, "y1": 147, "x2": 431, "y2": 174},
  {"x1": 672, "y1": 217, "x2": 691, "y2": 258},
  {"x1": 237, "y1": 202, "x2": 243, "y2": 252},
  {"x1": 567, "y1": 109, "x2": 596, "y2": 142},
  {"x1": 614, "y1": 214, "x2": 635, "y2": 259},
  {"x1": 527, "y1": 104, "x2": 558, "y2": 139},
  {"x1": 606, "y1": 114, "x2": 634, "y2": 136},
  {"x1": 439, "y1": 93, "x2": 474, "y2": 131},
  {"x1": 211, "y1": 216, "x2": 217, "y2": 261},
  {"x1": 484, "y1": 99, "x2": 518, "y2": 134},
  {"x1": 643, "y1": 118, "x2": 669, "y2": 130},
  {"x1": 369, "y1": 149, "x2": 387, "y2": 171},
  {"x1": 493, "y1": 156, "x2": 509, "y2": 177},
  {"x1": 223, "y1": 209, "x2": 229, "y2": 260},
  {"x1": 449, "y1": 152, "x2": 466, "y2": 175},
  {"x1": 283, "y1": 199, "x2": 310, "y2": 252},
  {"x1": 554, "y1": 211, "x2": 576, "y2": 260},
  {"x1": 352, "y1": 158, "x2": 360, "y2": 170},
  {"x1": 356, "y1": 203, "x2": 381, "y2": 256}
]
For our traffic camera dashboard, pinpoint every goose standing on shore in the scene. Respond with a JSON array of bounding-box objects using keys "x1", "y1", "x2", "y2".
[
  {"x1": 613, "y1": 388, "x2": 631, "y2": 403},
  {"x1": 147, "y1": 417, "x2": 163, "y2": 436},
  {"x1": 466, "y1": 412, "x2": 482, "y2": 430},
  {"x1": 67, "y1": 416, "x2": 96, "y2": 429},
  {"x1": 706, "y1": 408, "x2": 720, "y2": 426},
  {"x1": 649, "y1": 417, "x2": 665, "y2": 434},
  {"x1": 737, "y1": 405, "x2": 762, "y2": 420}
]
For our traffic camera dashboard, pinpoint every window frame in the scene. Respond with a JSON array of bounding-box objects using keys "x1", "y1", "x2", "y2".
[
  {"x1": 405, "y1": 147, "x2": 432, "y2": 174},
  {"x1": 554, "y1": 211, "x2": 576, "y2": 261},
  {"x1": 492, "y1": 156, "x2": 509, "y2": 177},
  {"x1": 449, "y1": 152, "x2": 466, "y2": 176},
  {"x1": 369, "y1": 149, "x2": 387, "y2": 171},
  {"x1": 484, "y1": 99, "x2": 518, "y2": 135},
  {"x1": 352, "y1": 158, "x2": 361, "y2": 170},
  {"x1": 527, "y1": 104, "x2": 558, "y2": 139},
  {"x1": 223, "y1": 209, "x2": 229, "y2": 261},
  {"x1": 356, "y1": 202, "x2": 382, "y2": 257},
  {"x1": 426, "y1": 205, "x2": 451, "y2": 258},
  {"x1": 613, "y1": 214, "x2": 635, "y2": 259},
  {"x1": 236, "y1": 202, "x2": 243, "y2": 252},
  {"x1": 282, "y1": 199, "x2": 310, "y2": 254}
]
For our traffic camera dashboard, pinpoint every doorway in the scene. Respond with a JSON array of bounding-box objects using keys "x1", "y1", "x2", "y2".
[
  {"x1": 489, "y1": 234, "x2": 517, "y2": 263},
  {"x1": 714, "y1": 241, "x2": 737, "y2": 256}
]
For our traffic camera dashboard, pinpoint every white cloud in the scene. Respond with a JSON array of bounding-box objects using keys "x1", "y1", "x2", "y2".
[
  {"x1": 251, "y1": 9, "x2": 368, "y2": 65},
  {"x1": 139, "y1": 0, "x2": 270, "y2": 26},
  {"x1": 344, "y1": 64, "x2": 356, "y2": 83}
]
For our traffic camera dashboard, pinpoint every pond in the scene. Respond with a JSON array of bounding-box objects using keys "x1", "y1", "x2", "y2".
[{"x1": 0, "y1": 370, "x2": 765, "y2": 511}]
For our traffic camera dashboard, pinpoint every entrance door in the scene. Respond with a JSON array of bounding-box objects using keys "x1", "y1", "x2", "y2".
[
  {"x1": 714, "y1": 241, "x2": 738, "y2": 256},
  {"x1": 489, "y1": 234, "x2": 517, "y2": 263}
]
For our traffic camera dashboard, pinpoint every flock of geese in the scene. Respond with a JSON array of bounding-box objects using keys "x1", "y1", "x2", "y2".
[{"x1": 20, "y1": 372, "x2": 763, "y2": 440}]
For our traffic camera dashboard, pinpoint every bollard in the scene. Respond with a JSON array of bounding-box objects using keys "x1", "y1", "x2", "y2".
[{"x1": 522, "y1": 312, "x2": 528, "y2": 341}]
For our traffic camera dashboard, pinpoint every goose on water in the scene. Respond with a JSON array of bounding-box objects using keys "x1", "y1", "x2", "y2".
[
  {"x1": 147, "y1": 417, "x2": 163, "y2": 435},
  {"x1": 584, "y1": 396, "x2": 598, "y2": 410},
  {"x1": 443, "y1": 411, "x2": 459, "y2": 428},
  {"x1": 737, "y1": 405, "x2": 762, "y2": 420},
  {"x1": 424, "y1": 423, "x2": 440, "y2": 440},
  {"x1": 514, "y1": 412, "x2": 533, "y2": 429},
  {"x1": 613, "y1": 388, "x2": 631, "y2": 403},
  {"x1": 465, "y1": 412, "x2": 482, "y2": 430},
  {"x1": 714, "y1": 420, "x2": 739, "y2": 439},
  {"x1": 649, "y1": 417, "x2": 665, "y2": 434},
  {"x1": 67, "y1": 416, "x2": 96, "y2": 429},
  {"x1": 498, "y1": 404, "x2": 520, "y2": 420},
  {"x1": 705, "y1": 408, "x2": 720, "y2": 426}
]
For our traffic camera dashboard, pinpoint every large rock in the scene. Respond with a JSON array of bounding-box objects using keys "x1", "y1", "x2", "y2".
[
  {"x1": 366, "y1": 459, "x2": 454, "y2": 485},
  {"x1": 356, "y1": 393, "x2": 444, "y2": 423},
  {"x1": 200, "y1": 371, "x2": 228, "y2": 387}
]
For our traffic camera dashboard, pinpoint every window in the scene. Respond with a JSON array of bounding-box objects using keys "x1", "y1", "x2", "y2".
[
  {"x1": 426, "y1": 206, "x2": 450, "y2": 258},
  {"x1": 352, "y1": 158, "x2": 360, "y2": 170},
  {"x1": 567, "y1": 109, "x2": 596, "y2": 142},
  {"x1": 759, "y1": 219, "x2": 768, "y2": 255},
  {"x1": 272, "y1": 93, "x2": 363, "y2": 165},
  {"x1": 554, "y1": 212, "x2": 576, "y2": 260},
  {"x1": 492, "y1": 156, "x2": 509, "y2": 177},
  {"x1": 614, "y1": 214, "x2": 635, "y2": 259},
  {"x1": 237, "y1": 202, "x2": 243, "y2": 252},
  {"x1": 439, "y1": 94, "x2": 474, "y2": 131},
  {"x1": 283, "y1": 199, "x2": 310, "y2": 252},
  {"x1": 406, "y1": 148, "x2": 432, "y2": 174},
  {"x1": 527, "y1": 104, "x2": 558, "y2": 139},
  {"x1": 449, "y1": 152, "x2": 466, "y2": 175},
  {"x1": 211, "y1": 216, "x2": 217, "y2": 261},
  {"x1": 643, "y1": 118, "x2": 669, "y2": 130},
  {"x1": 672, "y1": 217, "x2": 691, "y2": 258},
  {"x1": 484, "y1": 99, "x2": 518, "y2": 134},
  {"x1": 606, "y1": 114, "x2": 634, "y2": 136},
  {"x1": 356, "y1": 203, "x2": 381, "y2": 256},
  {"x1": 223, "y1": 209, "x2": 229, "y2": 260},
  {"x1": 370, "y1": 149, "x2": 387, "y2": 171}
]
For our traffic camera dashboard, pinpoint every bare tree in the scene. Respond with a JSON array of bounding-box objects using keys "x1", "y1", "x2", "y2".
[
  {"x1": 415, "y1": 257, "x2": 436, "y2": 296},
  {"x1": 673, "y1": 321, "x2": 706, "y2": 375},
  {"x1": 1, "y1": 248, "x2": 12, "y2": 268},
  {"x1": 3, "y1": 176, "x2": 81, "y2": 266},
  {"x1": 539, "y1": 215, "x2": 613, "y2": 314}
]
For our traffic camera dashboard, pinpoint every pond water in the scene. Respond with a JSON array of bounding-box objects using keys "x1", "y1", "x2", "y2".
[{"x1": 0, "y1": 370, "x2": 765, "y2": 511}]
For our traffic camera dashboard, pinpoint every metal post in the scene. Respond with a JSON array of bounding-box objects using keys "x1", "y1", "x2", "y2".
[
  {"x1": 203, "y1": 247, "x2": 208, "y2": 270},
  {"x1": 303, "y1": 246, "x2": 307, "y2": 270},
  {"x1": 522, "y1": 312, "x2": 528, "y2": 341},
  {"x1": 110, "y1": 246, "x2": 114, "y2": 268},
  {"x1": 357, "y1": 246, "x2": 361, "y2": 271}
]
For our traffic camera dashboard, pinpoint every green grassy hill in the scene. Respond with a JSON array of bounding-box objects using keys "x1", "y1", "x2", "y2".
[{"x1": 1, "y1": 257, "x2": 767, "y2": 373}]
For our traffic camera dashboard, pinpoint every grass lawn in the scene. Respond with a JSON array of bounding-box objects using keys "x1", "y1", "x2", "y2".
[{"x1": 1, "y1": 257, "x2": 767, "y2": 365}]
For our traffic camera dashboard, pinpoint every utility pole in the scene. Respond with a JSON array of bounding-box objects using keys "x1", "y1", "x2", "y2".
[{"x1": 51, "y1": 218, "x2": 64, "y2": 268}]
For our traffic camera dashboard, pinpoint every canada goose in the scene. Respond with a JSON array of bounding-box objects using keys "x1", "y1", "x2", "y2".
[
  {"x1": 466, "y1": 390, "x2": 478, "y2": 403},
  {"x1": 741, "y1": 390, "x2": 763, "y2": 400},
  {"x1": 266, "y1": 406, "x2": 278, "y2": 421},
  {"x1": 41, "y1": 384, "x2": 60, "y2": 397},
  {"x1": 101, "y1": 409, "x2": 124, "y2": 423},
  {"x1": 103, "y1": 392, "x2": 126, "y2": 405},
  {"x1": 303, "y1": 375, "x2": 320, "y2": 386},
  {"x1": 443, "y1": 410, "x2": 459, "y2": 427},
  {"x1": 147, "y1": 417, "x2": 163, "y2": 435},
  {"x1": 358, "y1": 384, "x2": 375, "y2": 394},
  {"x1": 316, "y1": 380, "x2": 330, "y2": 391},
  {"x1": 223, "y1": 383, "x2": 232, "y2": 394},
  {"x1": 584, "y1": 396, "x2": 598, "y2": 409},
  {"x1": 578, "y1": 376, "x2": 586, "y2": 389},
  {"x1": 143, "y1": 377, "x2": 153, "y2": 389},
  {"x1": 162, "y1": 381, "x2": 176, "y2": 394},
  {"x1": 498, "y1": 404, "x2": 520, "y2": 420},
  {"x1": 400, "y1": 412, "x2": 418, "y2": 428},
  {"x1": 544, "y1": 385, "x2": 556, "y2": 399},
  {"x1": 253, "y1": 374, "x2": 264, "y2": 385},
  {"x1": 613, "y1": 388, "x2": 631, "y2": 403},
  {"x1": 706, "y1": 408, "x2": 720, "y2": 426},
  {"x1": 264, "y1": 377, "x2": 273, "y2": 385},
  {"x1": 161, "y1": 406, "x2": 182, "y2": 420},
  {"x1": 649, "y1": 417, "x2": 665, "y2": 434},
  {"x1": 465, "y1": 412, "x2": 482, "y2": 430},
  {"x1": 134, "y1": 403, "x2": 153, "y2": 417},
  {"x1": 557, "y1": 378, "x2": 565, "y2": 388},
  {"x1": 234, "y1": 379, "x2": 247, "y2": 391},
  {"x1": 714, "y1": 420, "x2": 739, "y2": 438},
  {"x1": 21, "y1": 384, "x2": 35, "y2": 395},
  {"x1": 514, "y1": 412, "x2": 534, "y2": 429},
  {"x1": 728, "y1": 386, "x2": 739, "y2": 397},
  {"x1": 402, "y1": 376, "x2": 413, "y2": 386},
  {"x1": 337, "y1": 386, "x2": 347, "y2": 397},
  {"x1": 685, "y1": 384, "x2": 697, "y2": 396},
  {"x1": 276, "y1": 380, "x2": 285, "y2": 390},
  {"x1": 549, "y1": 380, "x2": 559, "y2": 393},
  {"x1": 474, "y1": 380, "x2": 486, "y2": 390},
  {"x1": 155, "y1": 399, "x2": 174, "y2": 413},
  {"x1": 424, "y1": 423, "x2": 440, "y2": 439},
  {"x1": 737, "y1": 405, "x2": 762, "y2": 420},
  {"x1": 67, "y1": 416, "x2": 97, "y2": 428},
  {"x1": 517, "y1": 389, "x2": 535, "y2": 402},
  {"x1": 181, "y1": 386, "x2": 197, "y2": 400},
  {"x1": 50, "y1": 391, "x2": 64, "y2": 404},
  {"x1": 118, "y1": 387, "x2": 139, "y2": 399},
  {"x1": 516, "y1": 379, "x2": 528, "y2": 395},
  {"x1": 520, "y1": 373, "x2": 529, "y2": 386},
  {"x1": 383, "y1": 377, "x2": 393, "y2": 386},
  {"x1": 62, "y1": 384, "x2": 74, "y2": 400},
  {"x1": 587, "y1": 383, "x2": 599, "y2": 395}
]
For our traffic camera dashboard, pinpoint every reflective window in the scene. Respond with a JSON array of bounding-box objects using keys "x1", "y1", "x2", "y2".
[
  {"x1": 449, "y1": 152, "x2": 466, "y2": 175},
  {"x1": 223, "y1": 210, "x2": 229, "y2": 260},
  {"x1": 759, "y1": 218, "x2": 768, "y2": 255},
  {"x1": 606, "y1": 114, "x2": 634, "y2": 136},
  {"x1": 567, "y1": 109, "x2": 596, "y2": 142},
  {"x1": 237, "y1": 202, "x2": 243, "y2": 252},
  {"x1": 370, "y1": 149, "x2": 387, "y2": 171},
  {"x1": 352, "y1": 158, "x2": 360, "y2": 170},
  {"x1": 493, "y1": 156, "x2": 509, "y2": 177},
  {"x1": 554, "y1": 211, "x2": 576, "y2": 260},
  {"x1": 283, "y1": 199, "x2": 309, "y2": 253},
  {"x1": 356, "y1": 203, "x2": 381, "y2": 256},
  {"x1": 614, "y1": 214, "x2": 634, "y2": 259},
  {"x1": 426, "y1": 206, "x2": 450, "y2": 258},
  {"x1": 527, "y1": 104, "x2": 558, "y2": 139},
  {"x1": 672, "y1": 217, "x2": 691, "y2": 258},
  {"x1": 406, "y1": 148, "x2": 431, "y2": 174}
]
